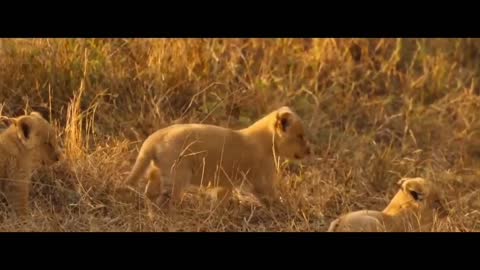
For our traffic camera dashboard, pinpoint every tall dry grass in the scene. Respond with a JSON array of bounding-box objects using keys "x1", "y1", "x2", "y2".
[{"x1": 0, "y1": 38, "x2": 480, "y2": 231}]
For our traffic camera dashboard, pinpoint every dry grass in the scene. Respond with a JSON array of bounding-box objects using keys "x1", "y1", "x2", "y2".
[{"x1": 1, "y1": 38, "x2": 480, "y2": 232}]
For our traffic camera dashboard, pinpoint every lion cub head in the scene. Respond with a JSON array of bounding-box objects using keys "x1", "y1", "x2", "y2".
[
  {"x1": 1, "y1": 111, "x2": 62, "y2": 165},
  {"x1": 273, "y1": 106, "x2": 311, "y2": 160},
  {"x1": 389, "y1": 177, "x2": 448, "y2": 218}
]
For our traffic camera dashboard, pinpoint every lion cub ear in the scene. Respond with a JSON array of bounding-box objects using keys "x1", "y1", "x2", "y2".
[
  {"x1": 403, "y1": 179, "x2": 426, "y2": 202},
  {"x1": 276, "y1": 107, "x2": 294, "y2": 133},
  {"x1": 30, "y1": 111, "x2": 44, "y2": 118},
  {"x1": 397, "y1": 178, "x2": 407, "y2": 187},
  {"x1": 15, "y1": 117, "x2": 33, "y2": 145},
  {"x1": 396, "y1": 177, "x2": 415, "y2": 190},
  {"x1": 0, "y1": 116, "x2": 15, "y2": 127},
  {"x1": 30, "y1": 111, "x2": 49, "y2": 122}
]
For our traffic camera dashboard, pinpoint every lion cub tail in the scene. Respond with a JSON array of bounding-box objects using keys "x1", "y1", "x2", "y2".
[
  {"x1": 125, "y1": 144, "x2": 154, "y2": 187},
  {"x1": 327, "y1": 218, "x2": 340, "y2": 232}
]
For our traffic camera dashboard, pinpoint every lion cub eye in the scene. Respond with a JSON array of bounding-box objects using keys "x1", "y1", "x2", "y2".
[{"x1": 297, "y1": 134, "x2": 304, "y2": 140}]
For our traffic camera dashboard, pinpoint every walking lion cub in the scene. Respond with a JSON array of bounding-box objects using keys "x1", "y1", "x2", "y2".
[
  {"x1": 124, "y1": 106, "x2": 311, "y2": 208},
  {"x1": 328, "y1": 177, "x2": 448, "y2": 232},
  {"x1": 0, "y1": 112, "x2": 62, "y2": 217}
]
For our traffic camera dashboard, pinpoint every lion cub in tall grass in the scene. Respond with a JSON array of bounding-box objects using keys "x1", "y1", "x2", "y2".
[
  {"x1": 328, "y1": 177, "x2": 448, "y2": 232},
  {"x1": 124, "y1": 106, "x2": 311, "y2": 208},
  {"x1": 0, "y1": 112, "x2": 62, "y2": 217}
]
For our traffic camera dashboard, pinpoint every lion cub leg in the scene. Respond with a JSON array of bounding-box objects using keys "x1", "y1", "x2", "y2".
[
  {"x1": 164, "y1": 168, "x2": 191, "y2": 208},
  {"x1": 145, "y1": 163, "x2": 192, "y2": 210},
  {"x1": 252, "y1": 179, "x2": 278, "y2": 208},
  {"x1": 144, "y1": 165, "x2": 163, "y2": 202},
  {"x1": 4, "y1": 176, "x2": 30, "y2": 218}
]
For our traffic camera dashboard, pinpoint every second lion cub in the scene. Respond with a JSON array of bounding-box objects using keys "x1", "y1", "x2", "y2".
[
  {"x1": 0, "y1": 111, "x2": 62, "y2": 217},
  {"x1": 124, "y1": 106, "x2": 311, "y2": 208}
]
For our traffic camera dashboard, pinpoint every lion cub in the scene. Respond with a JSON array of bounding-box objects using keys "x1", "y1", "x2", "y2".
[
  {"x1": 0, "y1": 112, "x2": 62, "y2": 217},
  {"x1": 124, "y1": 106, "x2": 311, "y2": 208},
  {"x1": 328, "y1": 177, "x2": 448, "y2": 232}
]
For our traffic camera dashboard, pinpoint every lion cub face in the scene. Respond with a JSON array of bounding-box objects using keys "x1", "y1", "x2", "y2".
[
  {"x1": 394, "y1": 177, "x2": 448, "y2": 218},
  {"x1": 1, "y1": 112, "x2": 62, "y2": 165},
  {"x1": 273, "y1": 107, "x2": 311, "y2": 160}
]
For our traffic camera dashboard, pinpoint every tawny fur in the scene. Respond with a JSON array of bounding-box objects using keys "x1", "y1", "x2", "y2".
[
  {"x1": 328, "y1": 177, "x2": 448, "y2": 232},
  {"x1": 124, "y1": 106, "x2": 311, "y2": 208},
  {"x1": 0, "y1": 112, "x2": 62, "y2": 217}
]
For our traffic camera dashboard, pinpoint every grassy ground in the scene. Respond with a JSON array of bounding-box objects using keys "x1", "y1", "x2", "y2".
[{"x1": 0, "y1": 38, "x2": 479, "y2": 232}]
